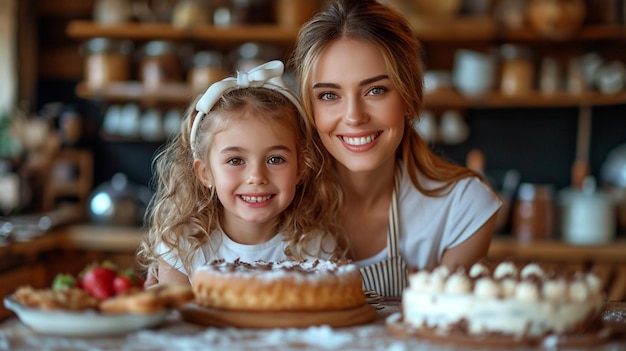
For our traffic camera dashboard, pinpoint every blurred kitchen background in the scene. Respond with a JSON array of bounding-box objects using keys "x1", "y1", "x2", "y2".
[{"x1": 1, "y1": 0, "x2": 626, "y2": 243}]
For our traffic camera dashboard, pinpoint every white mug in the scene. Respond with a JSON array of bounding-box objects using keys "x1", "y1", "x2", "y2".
[{"x1": 452, "y1": 49, "x2": 496, "y2": 97}]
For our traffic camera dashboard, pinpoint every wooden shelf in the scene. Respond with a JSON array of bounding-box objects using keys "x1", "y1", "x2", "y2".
[
  {"x1": 67, "y1": 20, "x2": 626, "y2": 108},
  {"x1": 76, "y1": 81, "x2": 194, "y2": 104},
  {"x1": 76, "y1": 81, "x2": 626, "y2": 108},
  {"x1": 66, "y1": 21, "x2": 299, "y2": 44},
  {"x1": 498, "y1": 24, "x2": 625, "y2": 43},
  {"x1": 424, "y1": 88, "x2": 626, "y2": 109},
  {"x1": 67, "y1": 19, "x2": 626, "y2": 44}
]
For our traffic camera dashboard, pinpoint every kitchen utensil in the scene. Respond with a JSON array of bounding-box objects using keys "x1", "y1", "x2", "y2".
[
  {"x1": 600, "y1": 143, "x2": 626, "y2": 233},
  {"x1": 413, "y1": 110, "x2": 438, "y2": 143},
  {"x1": 558, "y1": 176, "x2": 616, "y2": 245},
  {"x1": 452, "y1": 49, "x2": 496, "y2": 97},
  {"x1": 88, "y1": 173, "x2": 152, "y2": 226},
  {"x1": 527, "y1": 0, "x2": 586, "y2": 40}
]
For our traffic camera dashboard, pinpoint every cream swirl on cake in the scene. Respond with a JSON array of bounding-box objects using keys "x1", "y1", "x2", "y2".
[{"x1": 402, "y1": 261, "x2": 604, "y2": 338}]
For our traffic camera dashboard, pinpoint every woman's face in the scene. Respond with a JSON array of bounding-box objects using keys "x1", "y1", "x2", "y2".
[{"x1": 310, "y1": 38, "x2": 406, "y2": 174}]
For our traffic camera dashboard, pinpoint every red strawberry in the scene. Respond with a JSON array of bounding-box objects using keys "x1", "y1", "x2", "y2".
[
  {"x1": 113, "y1": 274, "x2": 134, "y2": 294},
  {"x1": 81, "y1": 265, "x2": 118, "y2": 301}
]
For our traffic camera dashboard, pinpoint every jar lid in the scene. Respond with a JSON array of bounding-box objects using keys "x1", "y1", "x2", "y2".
[
  {"x1": 144, "y1": 41, "x2": 178, "y2": 57},
  {"x1": 500, "y1": 44, "x2": 532, "y2": 61},
  {"x1": 85, "y1": 38, "x2": 128, "y2": 54},
  {"x1": 192, "y1": 51, "x2": 223, "y2": 68}
]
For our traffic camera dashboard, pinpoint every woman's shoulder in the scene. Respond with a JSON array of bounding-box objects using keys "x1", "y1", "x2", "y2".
[{"x1": 399, "y1": 168, "x2": 499, "y2": 211}]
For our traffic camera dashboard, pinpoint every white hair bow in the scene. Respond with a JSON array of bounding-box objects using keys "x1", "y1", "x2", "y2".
[{"x1": 190, "y1": 60, "x2": 304, "y2": 156}]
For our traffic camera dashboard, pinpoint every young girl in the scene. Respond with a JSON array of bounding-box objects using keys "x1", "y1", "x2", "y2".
[
  {"x1": 290, "y1": 0, "x2": 501, "y2": 296},
  {"x1": 138, "y1": 60, "x2": 346, "y2": 286}
]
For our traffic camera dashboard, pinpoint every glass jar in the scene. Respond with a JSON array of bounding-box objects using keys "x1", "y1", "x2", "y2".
[
  {"x1": 275, "y1": 0, "x2": 320, "y2": 27},
  {"x1": 140, "y1": 41, "x2": 183, "y2": 89},
  {"x1": 231, "y1": 0, "x2": 275, "y2": 24},
  {"x1": 188, "y1": 51, "x2": 228, "y2": 93},
  {"x1": 499, "y1": 44, "x2": 534, "y2": 96},
  {"x1": 512, "y1": 183, "x2": 556, "y2": 242},
  {"x1": 93, "y1": 0, "x2": 133, "y2": 25},
  {"x1": 84, "y1": 38, "x2": 131, "y2": 89}
]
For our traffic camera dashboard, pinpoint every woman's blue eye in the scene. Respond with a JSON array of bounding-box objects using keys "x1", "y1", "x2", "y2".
[
  {"x1": 319, "y1": 92, "x2": 336, "y2": 101},
  {"x1": 369, "y1": 87, "x2": 386, "y2": 95}
]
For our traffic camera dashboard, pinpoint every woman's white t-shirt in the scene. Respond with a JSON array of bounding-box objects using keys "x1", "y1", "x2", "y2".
[{"x1": 354, "y1": 166, "x2": 502, "y2": 270}]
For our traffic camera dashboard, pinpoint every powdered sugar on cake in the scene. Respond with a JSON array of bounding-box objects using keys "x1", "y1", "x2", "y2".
[{"x1": 195, "y1": 258, "x2": 357, "y2": 282}]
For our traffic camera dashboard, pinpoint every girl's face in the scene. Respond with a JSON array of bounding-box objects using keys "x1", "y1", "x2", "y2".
[
  {"x1": 199, "y1": 112, "x2": 300, "y2": 232},
  {"x1": 310, "y1": 38, "x2": 406, "y2": 174}
]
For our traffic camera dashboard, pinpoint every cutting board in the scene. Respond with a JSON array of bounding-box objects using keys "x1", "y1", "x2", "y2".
[{"x1": 180, "y1": 303, "x2": 377, "y2": 328}]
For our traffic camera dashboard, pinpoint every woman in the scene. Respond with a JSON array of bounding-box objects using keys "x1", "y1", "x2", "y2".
[{"x1": 290, "y1": 0, "x2": 501, "y2": 296}]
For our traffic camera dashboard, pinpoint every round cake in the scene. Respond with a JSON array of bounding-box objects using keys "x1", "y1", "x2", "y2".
[
  {"x1": 400, "y1": 261, "x2": 605, "y2": 343},
  {"x1": 192, "y1": 259, "x2": 365, "y2": 312}
]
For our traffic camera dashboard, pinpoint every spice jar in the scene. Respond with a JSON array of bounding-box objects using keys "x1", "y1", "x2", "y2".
[
  {"x1": 275, "y1": 0, "x2": 320, "y2": 27},
  {"x1": 231, "y1": 0, "x2": 275, "y2": 24},
  {"x1": 499, "y1": 44, "x2": 534, "y2": 96},
  {"x1": 512, "y1": 183, "x2": 556, "y2": 242},
  {"x1": 140, "y1": 41, "x2": 183, "y2": 90},
  {"x1": 188, "y1": 51, "x2": 228, "y2": 93},
  {"x1": 84, "y1": 38, "x2": 131, "y2": 89}
]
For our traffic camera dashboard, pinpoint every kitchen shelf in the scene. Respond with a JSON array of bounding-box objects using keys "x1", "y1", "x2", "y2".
[
  {"x1": 67, "y1": 20, "x2": 626, "y2": 109},
  {"x1": 76, "y1": 81, "x2": 194, "y2": 104},
  {"x1": 424, "y1": 88, "x2": 626, "y2": 109},
  {"x1": 67, "y1": 19, "x2": 626, "y2": 44},
  {"x1": 76, "y1": 81, "x2": 626, "y2": 109},
  {"x1": 66, "y1": 21, "x2": 299, "y2": 44}
]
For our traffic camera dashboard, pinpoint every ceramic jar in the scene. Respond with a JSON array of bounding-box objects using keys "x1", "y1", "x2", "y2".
[
  {"x1": 527, "y1": 0, "x2": 586, "y2": 40},
  {"x1": 558, "y1": 177, "x2": 616, "y2": 245}
]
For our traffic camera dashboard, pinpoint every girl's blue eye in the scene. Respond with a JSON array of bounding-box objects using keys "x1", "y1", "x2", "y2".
[{"x1": 268, "y1": 156, "x2": 285, "y2": 165}]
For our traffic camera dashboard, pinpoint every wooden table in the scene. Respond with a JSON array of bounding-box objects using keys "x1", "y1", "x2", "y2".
[
  {"x1": 0, "y1": 300, "x2": 624, "y2": 351},
  {"x1": 1, "y1": 227, "x2": 625, "y2": 318}
]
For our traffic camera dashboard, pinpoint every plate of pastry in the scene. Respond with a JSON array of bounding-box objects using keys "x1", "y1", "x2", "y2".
[
  {"x1": 4, "y1": 284, "x2": 193, "y2": 336},
  {"x1": 4, "y1": 293, "x2": 171, "y2": 337}
]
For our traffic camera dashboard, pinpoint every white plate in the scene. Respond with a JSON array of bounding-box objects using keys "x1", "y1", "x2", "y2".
[{"x1": 4, "y1": 295, "x2": 170, "y2": 336}]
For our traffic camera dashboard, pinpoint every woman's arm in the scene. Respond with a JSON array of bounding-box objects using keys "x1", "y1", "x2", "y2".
[{"x1": 440, "y1": 211, "x2": 498, "y2": 271}]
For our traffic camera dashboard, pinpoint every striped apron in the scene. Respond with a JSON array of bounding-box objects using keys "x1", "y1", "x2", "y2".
[{"x1": 359, "y1": 173, "x2": 408, "y2": 297}]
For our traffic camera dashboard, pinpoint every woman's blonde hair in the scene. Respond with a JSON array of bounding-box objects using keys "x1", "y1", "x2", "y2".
[
  {"x1": 289, "y1": 0, "x2": 482, "y2": 195},
  {"x1": 137, "y1": 87, "x2": 347, "y2": 278}
]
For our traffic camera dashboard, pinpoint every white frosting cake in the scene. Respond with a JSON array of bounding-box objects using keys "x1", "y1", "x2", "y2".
[{"x1": 402, "y1": 262, "x2": 604, "y2": 338}]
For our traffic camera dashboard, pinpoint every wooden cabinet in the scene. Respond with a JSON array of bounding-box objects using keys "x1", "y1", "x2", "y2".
[{"x1": 64, "y1": 18, "x2": 626, "y2": 109}]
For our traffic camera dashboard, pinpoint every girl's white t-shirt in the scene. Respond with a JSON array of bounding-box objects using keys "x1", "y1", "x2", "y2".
[
  {"x1": 354, "y1": 166, "x2": 502, "y2": 270},
  {"x1": 158, "y1": 229, "x2": 335, "y2": 282}
]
